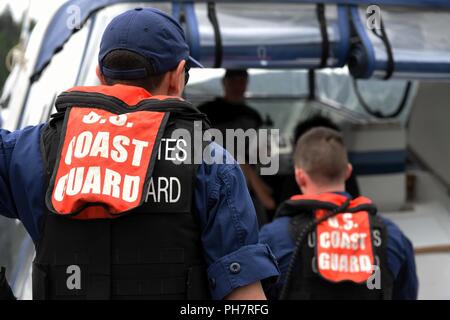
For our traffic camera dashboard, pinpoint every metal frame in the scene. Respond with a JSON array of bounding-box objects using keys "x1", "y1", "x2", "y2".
[{"x1": 172, "y1": 0, "x2": 450, "y2": 8}]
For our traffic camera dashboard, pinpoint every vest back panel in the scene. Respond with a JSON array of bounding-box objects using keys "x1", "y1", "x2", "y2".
[
  {"x1": 34, "y1": 87, "x2": 210, "y2": 300},
  {"x1": 276, "y1": 194, "x2": 394, "y2": 300}
]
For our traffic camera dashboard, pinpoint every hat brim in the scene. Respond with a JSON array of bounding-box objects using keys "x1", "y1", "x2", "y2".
[{"x1": 188, "y1": 56, "x2": 204, "y2": 69}]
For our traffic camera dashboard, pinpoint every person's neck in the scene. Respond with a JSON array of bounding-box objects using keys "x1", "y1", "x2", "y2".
[
  {"x1": 303, "y1": 183, "x2": 346, "y2": 195},
  {"x1": 151, "y1": 87, "x2": 170, "y2": 96}
]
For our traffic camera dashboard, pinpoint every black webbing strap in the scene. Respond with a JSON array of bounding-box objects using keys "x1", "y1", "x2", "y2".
[
  {"x1": 279, "y1": 198, "x2": 351, "y2": 300},
  {"x1": 308, "y1": 69, "x2": 316, "y2": 101},
  {"x1": 207, "y1": 2, "x2": 223, "y2": 68},
  {"x1": 353, "y1": 78, "x2": 412, "y2": 119},
  {"x1": 368, "y1": 12, "x2": 394, "y2": 80},
  {"x1": 316, "y1": 4, "x2": 330, "y2": 68}
]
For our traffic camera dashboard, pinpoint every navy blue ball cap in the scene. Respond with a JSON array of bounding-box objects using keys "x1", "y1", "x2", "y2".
[{"x1": 99, "y1": 7, "x2": 202, "y2": 80}]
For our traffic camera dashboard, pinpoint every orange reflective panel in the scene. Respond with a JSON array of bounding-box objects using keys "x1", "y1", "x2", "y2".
[
  {"x1": 315, "y1": 208, "x2": 375, "y2": 283},
  {"x1": 50, "y1": 106, "x2": 166, "y2": 218}
]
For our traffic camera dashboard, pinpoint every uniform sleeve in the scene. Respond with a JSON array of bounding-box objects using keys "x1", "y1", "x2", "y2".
[
  {"x1": 195, "y1": 143, "x2": 280, "y2": 300},
  {"x1": 259, "y1": 217, "x2": 297, "y2": 299},
  {"x1": 0, "y1": 125, "x2": 47, "y2": 242},
  {"x1": 382, "y1": 217, "x2": 419, "y2": 300},
  {"x1": 0, "y1": 129, "x2": 21, "y2": 219},
  {"x1": 392, "y1": 235, "x2": 418, "y2": 300}
]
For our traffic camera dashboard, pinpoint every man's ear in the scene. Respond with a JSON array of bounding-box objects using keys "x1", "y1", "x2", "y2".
[
  {"x1": 295, "y1": 168, "x2": 308, "y2": 190},
  {"x1": 167, "y1": 60, "x2": 186, "y2": 96},
  {"x1": 345, "y1": 163, "x2": 353, "y2": 181},
  {"x1": 96, "y1": 65, "x2": 107, "y2": 85}
]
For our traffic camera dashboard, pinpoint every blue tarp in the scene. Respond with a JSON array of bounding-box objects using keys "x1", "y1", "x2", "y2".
[
  {"x1": 32, "y1": 0, "x2": 347, "y2": 79},
  {"x1": 31, "y1": 0, "x2": 450, "y2": 82},
  {"x1": 348, "y1": 6, "x2": 450, "y2": 79},
  {"x1": 31, "y1": 0, "x2": 145, "y2": 81},
  {"x1": 151, "y1": 0, "x2": 450, "y2": 7},
  {"x1": 186, "y1": 3, "x2": 350, "y2": 69}
]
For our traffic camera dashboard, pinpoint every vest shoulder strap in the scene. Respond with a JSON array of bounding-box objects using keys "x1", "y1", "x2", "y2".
[
  {"x1": 276, "y1": 194, "x2": 377, "y2": 219},
  {"x1": 54, "y1": 90, "x2": 209, "y2": 126}
]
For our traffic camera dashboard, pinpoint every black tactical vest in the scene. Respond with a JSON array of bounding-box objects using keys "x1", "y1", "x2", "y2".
[
  {"x1": 276, "y1": 195, "x2": 394, "y2": 300},
  {"x1": 33, "y1": 87, "x2": 211, "y2": 300}
]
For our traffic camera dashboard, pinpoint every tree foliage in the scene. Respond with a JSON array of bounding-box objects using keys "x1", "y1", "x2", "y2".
[{"x1": 0, "y1": 6, "x2": 21, "y2": 92}]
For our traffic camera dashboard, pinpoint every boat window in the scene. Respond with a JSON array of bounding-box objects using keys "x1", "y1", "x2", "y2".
[{"x1": 19, "y1": 20, "x2": 91, "y2": 127}]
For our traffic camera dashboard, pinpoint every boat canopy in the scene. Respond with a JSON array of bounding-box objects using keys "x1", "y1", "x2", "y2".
[
  {"x1": 348, "y1": 6, "x2": 450, "y2": 79},
  {"x1": 30, "y1": 0, "x2": 450, "y2": 82}
]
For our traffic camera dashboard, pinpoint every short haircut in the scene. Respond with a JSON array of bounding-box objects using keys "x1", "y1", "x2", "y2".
[
  {"x1": 101, "y1": 49, "x2": 165, "y2": 92},
  {"x1": 224, "y1": 69, "x2": 248, "y2": 79},
  {"x1": 294, "y1": 127, "x2": 349, "y2": 185},
  {"x1": 293, "y1": 115, "x2": 340, "y2": 143}
]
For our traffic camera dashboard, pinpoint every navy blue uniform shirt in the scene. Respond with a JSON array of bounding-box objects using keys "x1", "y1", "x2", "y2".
[
  {"x1": 0, "y1": 125, "x2": 280, "y2": 300},
  {"x1": 259, "y1": 192, "x2": 418, "y2": 300}
]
